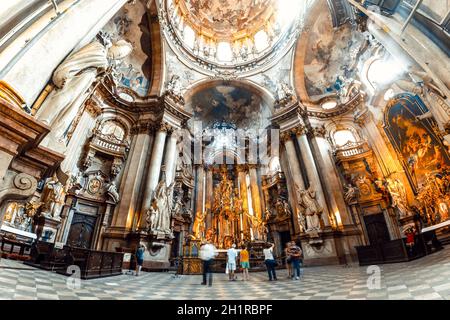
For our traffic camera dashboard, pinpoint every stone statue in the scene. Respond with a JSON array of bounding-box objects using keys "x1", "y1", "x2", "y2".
[
  {"x1": 146, "y1": 199, "x2": 158, "y2": 232},
  {"x1": 296, "y1": 185, "x2": 323, "y2": 232},
  {"x1": 107, "y1": 181, "x2": 120, "y2": 203},
  {"x1": 276, "y1": 82, "x2": 295, "y2": 102},
  {"x1": 344, "y1": 184, "x2": 358, "y2": 204},
  {"x1": 36, "y1": 40, "x2": 110, "y2": 146},
  {"x1": 172, "y1": 189, "x2": 184, "y2": 217},
  {"x1": 153, "y1": 177, "x2": 175, "y2": 234},
  {"x1": 36, "y1": 37, "x2": 133, "y2": 151},
  {"x1": 192, "y1": 210, "x2": 206, "y2": 240},
  {"x1": 166, "y1": 75, "x2": 182, "y2": 96},
  {"x1": 42, "y1": 178, "x2": 65, "y2": 219},
  {"x1": 275, "y1": 198, "x2": 292, "y2": 218},
  {"x1": 67, "y1": 171, "x2": 83, "y2": 193},
  {"x1": 386, "y1": 178, "x2": 410, "y2": 218}
]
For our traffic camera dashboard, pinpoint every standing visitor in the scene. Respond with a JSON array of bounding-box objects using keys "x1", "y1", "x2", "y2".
[
  {"x1": 288, "y1": 241, "x2": 302, "y2": 280},
  {"x1": 226, "y1": 244, "x2": 238, "y2": 281},
  {"x1": 285, "y1": 242, "x2": 292, "y2": 279},
  {"x1": 135, "y1": 244, "x2": 145, "y2": 276},
  {"x1": 199, "y1": 240, "x2": 218, "y2": 286},
  {"x1": 263, "y1": 242, "x2": 277, "y2": 281},
  {"x1": 240, "y1": 245, "x2": 250, "y2": 281}
]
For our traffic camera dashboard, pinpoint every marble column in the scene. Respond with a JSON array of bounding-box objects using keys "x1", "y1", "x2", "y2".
[
  {"x1": 248, "y1": 165, "x2": 262, "y2": 221},
  {"x1": 282, "y1": 132, "x2": 305, "y2": 190},
  {"x1": 204, "y1": 166, "x2": 213, "y2": 230},
  {"x1": 295, "y1": 127, "x2": 331, "y2": 227},
  {"x1": 355, "y1": 110, "x2": 402, "y2": 176},
  {"x1": 140, "y1": 124, "x2": 170, "y2": 219},
  {"x1": 60, "y1": 103, "x2": 99, "y2": 174},
  {"x1": 163, "y1": 132, "x2": 178, "y2": 186},
  {"x1": 309, "y1": 126, "x2": 350, "y2": 226},
  {"x1": 111, "y1": 128, "x2": 152, "y2": 230},
  {"x1": 237, "y1": 165, "x2": 250, "y2": 239},
  {"x1": 356, "y1": 110, "x2": 415, "y2": 203},
  {"x1": 194, "y1": 164, "x2": 205, "y2": 228}
]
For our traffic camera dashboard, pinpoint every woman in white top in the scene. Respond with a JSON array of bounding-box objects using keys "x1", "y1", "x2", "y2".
[{"x1": 263, "y1": 243, "x2": 277, "y2": 281}]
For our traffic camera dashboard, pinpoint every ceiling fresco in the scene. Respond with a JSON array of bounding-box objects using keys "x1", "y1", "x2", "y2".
[
  {"x1": 102, "y1": 0, "x2": 151, "y2": 96},
  {"x1": 181, "y1": 0, "x2": 276, "y2": 40},
  {"x1": 188, "y1": 85, "x2": 271, "y2": 130},
  {"x1": 303, "y1": 0, "x2": 366, "y2": 98}
]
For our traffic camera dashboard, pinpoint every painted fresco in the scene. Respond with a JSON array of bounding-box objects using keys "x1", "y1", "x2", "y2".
[
  {"x1": 190, "y1": 85, "x2": 270, "y2": 130},
  {"x1": 384, "y1": 93, "x2": 450, "y2": 191}
]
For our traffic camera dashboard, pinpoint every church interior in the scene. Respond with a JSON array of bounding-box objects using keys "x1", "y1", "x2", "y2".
[{"x1": 0, "y1": 0, "x2": 450, "y2": 301}]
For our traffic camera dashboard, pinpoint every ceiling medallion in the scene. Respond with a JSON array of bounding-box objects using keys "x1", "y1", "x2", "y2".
[{"x1": 158, "y1": 0, "x2": 305, "y2": 77}]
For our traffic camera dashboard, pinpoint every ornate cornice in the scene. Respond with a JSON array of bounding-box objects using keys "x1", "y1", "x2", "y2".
[
  {"x1": 0, "y1": 81, "x2": 26, "y2": 110},
  {"x1": 305, "y1": 92, "x2": 364, "y2": 119}
]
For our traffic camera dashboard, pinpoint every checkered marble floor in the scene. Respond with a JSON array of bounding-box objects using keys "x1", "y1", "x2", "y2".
[{"x1": 1, "y1": 247, "x2": 450, "y2": 300}]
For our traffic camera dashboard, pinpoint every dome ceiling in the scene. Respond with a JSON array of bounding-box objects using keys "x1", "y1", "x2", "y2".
[
  {"x1": 161, "y1": 0, "x2": 307, "y2": 76},
  {"x1": 179, "y1": 0, "x2": 276, "y2": 41}
]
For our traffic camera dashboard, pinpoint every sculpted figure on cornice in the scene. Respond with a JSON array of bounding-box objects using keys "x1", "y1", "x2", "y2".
[
  {"x1": 36, "y1": 34, "x2": 133, "y2": 148},
  {"x1": 107, "y1": 181, "x2": 120, "y2": 203},
  {"x1": 36, "y1": 40, "x2": 109, "y2": 141}
]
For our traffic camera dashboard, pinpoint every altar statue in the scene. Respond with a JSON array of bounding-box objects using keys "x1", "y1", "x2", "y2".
[
  {"x1": 41, "y1": 177, "x2": 66, "y2": 219},
  {"x1": 296, "y1": 185, "x2": 323, "y2": 232},
  {"x1": 244, "y1": 211, "x2": 266, "y2": 241},
  {"x1": 386, "y1": 178, "x2": 410, "y2": 218},
  {"x1": 192, "y1": 210, "x2": 206, "y2": 239}
]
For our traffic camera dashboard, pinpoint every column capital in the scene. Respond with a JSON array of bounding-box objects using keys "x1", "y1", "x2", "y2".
[
  {"x1": 235, "y1": 164, "x2": 248, "y2": 173},
  {"x1": 292, "y1": 125, "x2": 308, "y2": 137},
  {"x1": 158, "y1": 121, "x2": 174, "y2": 133},
  {"x1": 131, "y1": 121, "x2": 154, "y2": 135},
  {"x1": 280, "y1": 131, "x2": 292, "y2": 144},
  {"x1": 84, "y1": 100, "x2": 102, "y2": 118},
  {"x1": 310, "y1": 125, "x2": 327, "y2": 138}
]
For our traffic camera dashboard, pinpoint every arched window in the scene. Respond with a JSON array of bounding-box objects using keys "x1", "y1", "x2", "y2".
[
  {"x1": 334, "y1": 130, "x2": 357, "y2": 147},
  {"x1": 101, "y1": 121, "x2": 125, "y2": 142}
]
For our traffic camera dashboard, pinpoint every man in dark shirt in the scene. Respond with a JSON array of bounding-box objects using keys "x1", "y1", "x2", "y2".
[{"x1": 288, "y1": 241, "x2": 303, "y2": 280}]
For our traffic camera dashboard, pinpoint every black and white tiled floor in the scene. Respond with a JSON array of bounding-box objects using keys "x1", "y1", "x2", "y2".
[{"x1": 1, "y1": 247, "x2": 450, "y2": 300}]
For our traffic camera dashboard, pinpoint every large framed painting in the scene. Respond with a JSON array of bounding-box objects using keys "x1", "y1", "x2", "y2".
[{"x1": 384, "y1": 93, "x2": 450, "y2": 193}]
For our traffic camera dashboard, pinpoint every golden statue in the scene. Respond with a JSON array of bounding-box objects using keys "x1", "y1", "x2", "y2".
[{"x1": 192, "y1": 210, "x2": 206, "y2": 240}]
